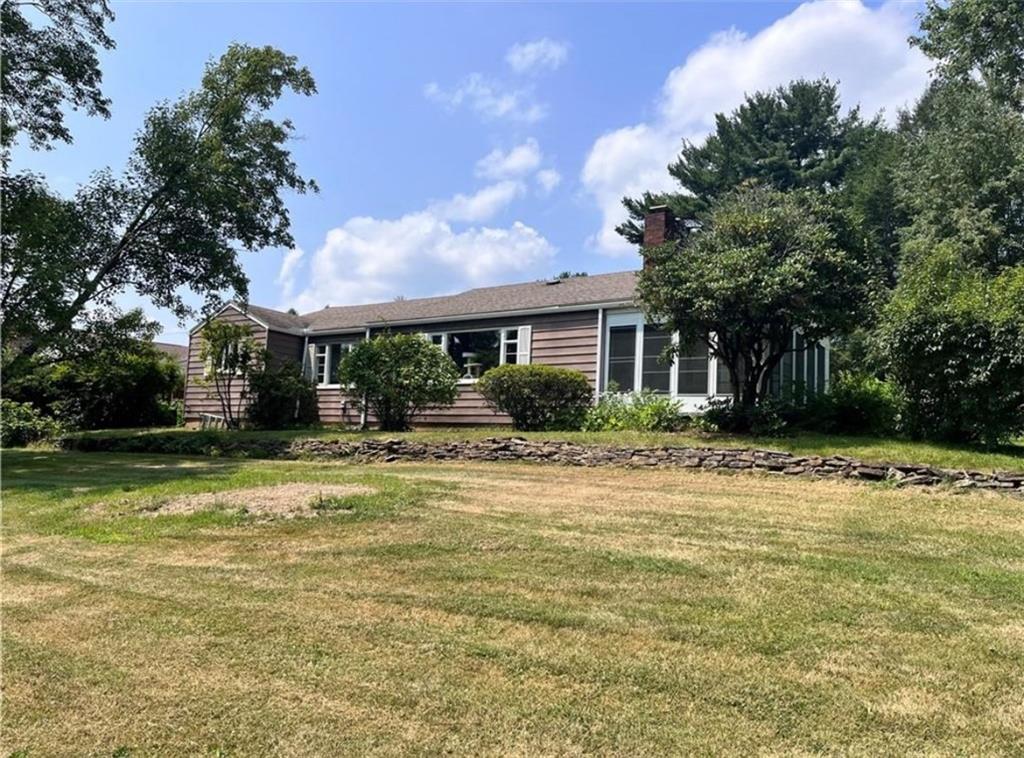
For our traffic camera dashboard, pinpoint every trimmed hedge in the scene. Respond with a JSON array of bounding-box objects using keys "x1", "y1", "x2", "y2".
[{"x1": 476, "y1": 364, "x2": 593, "y2": 431}]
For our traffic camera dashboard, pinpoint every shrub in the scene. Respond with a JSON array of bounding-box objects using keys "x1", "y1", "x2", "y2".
[
  {"x1": 695, "y1": 398, "x2": 791, "y2": 437},
  {"x1": 339, "y1": 333, "x2": 459, "y2": 431},
  {"x1": 247, "y1": 358, "x2": 319, "y2": 429},
  {"x1": 802, "y1": 373, "x2": 902, "y2": 436},
  {"x1": 877, "y1": 247, "x2": 1024, "y2": 444},
  {"x1": 1, "y1": 400, "x2": 63, "y2": 447},
  {"x1": 582, "y1": 391, "x2": 687, "y2": 432},
  {"x1": 6, "y1": 343, "x2": 183, "y2": 430},
  {"x1": 477, "y1": 364, "x2": 593, "y2": 431}
]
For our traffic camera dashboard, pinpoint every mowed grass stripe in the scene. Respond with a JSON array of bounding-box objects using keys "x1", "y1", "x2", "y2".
[{"x1": 2, "y1": 451, "x2": 1023, "y2": 755}]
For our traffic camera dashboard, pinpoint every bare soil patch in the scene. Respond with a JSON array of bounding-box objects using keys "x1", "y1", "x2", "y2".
[{"x1": 144, "y1": 483, "x2": 375, "y2": 519}]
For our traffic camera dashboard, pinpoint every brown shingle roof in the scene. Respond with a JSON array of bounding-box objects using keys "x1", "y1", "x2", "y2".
[
  {"x1": 242, "y1": 304, "x2": 310, "y2": 331},
  {"x1": 153, "y1": 341, "x2": 188, "y2": 370},
  {"x1": 229, "y1": 271, "x2": 639, "y2": 335},
  {"x1": 301, "y1": 270, "x2": 638, "y2": 333}
]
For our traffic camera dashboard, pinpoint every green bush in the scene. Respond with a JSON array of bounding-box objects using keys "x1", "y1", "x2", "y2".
[
  {"x1": 878, "y1": 247, "x2": 1024, "y2": 445},
  {"x1": 803, "y1": 373, "x2": 902, "y2": 436},
  {"x1": 477, "y1": 364, "x2": 593, "y2": 431},
  {"x1": 582, "y1": 391, "x2": 687, "y2": 432},
  {"x1": 339, "y1": 333, "x2": 459, "y2": 431},
  {"x1": 6, "y1": 343, "x2": 182, "y2": 430},
  {"x1": 1, "y1": 399, "x2": 63, "y2": 447},
  {"x1": 247, "y1": 358, "x2": 319, "y2": 429},
  {"x1": 696, "y1": 398, "x2": 791, "y2": 437}
]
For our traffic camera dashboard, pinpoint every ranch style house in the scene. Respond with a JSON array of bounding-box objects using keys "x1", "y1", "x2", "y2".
[{"x1": 184, "y1": 208, "x2": 830, "y2": 426}]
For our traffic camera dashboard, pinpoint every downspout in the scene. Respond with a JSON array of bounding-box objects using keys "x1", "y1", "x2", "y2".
[
  {"x1": 298, "y1": 332, "x2": 309, "y2": 422},
  {"x1": 594, "y1": 307, "x2": 604, "y2": 403},
  {"x1": 361, "y1": 327, "x2": 371, "y2": 428}
]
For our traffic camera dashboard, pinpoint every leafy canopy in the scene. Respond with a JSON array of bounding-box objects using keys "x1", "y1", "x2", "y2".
[
  {"x1": 878, "y1": 243, "x2": 1024, "y2": 444},
  {"x1": 0, "y1": 0, "x2": 114, "y2": 154},
  {"x1": 895, "y1": 80, "x2": 1024, "y2": 273},
  {"x1": 0, "y1": 44, "x2": 317, "y2": 369},
  {"x1": 5, "y1": 338, "x2": 182, "y2": 430},
  {"x1": 911, "y1": 0, "x2": 1024, "y2": 111},
  {"x1": 338, "y1": 334, "x2": 459, "y2": 432},
  {"x1": 637, "y1": 185, "x2": 872, "y2": 410}
]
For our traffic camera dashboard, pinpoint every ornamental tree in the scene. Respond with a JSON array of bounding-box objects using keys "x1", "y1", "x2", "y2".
[
  {"x1": 637, "y1": 185, "x2": 872, "y2": 412},
  {"x1": 198, "y1": 320, "x2": 260, "y2": 429},
  {"x1": 338, "y1": 334, "x2": 459, "y2": 431}
]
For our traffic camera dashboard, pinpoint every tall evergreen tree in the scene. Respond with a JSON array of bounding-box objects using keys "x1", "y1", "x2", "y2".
[{"x1": 617, "y1": 79, "x2": 880, "y2": 245}]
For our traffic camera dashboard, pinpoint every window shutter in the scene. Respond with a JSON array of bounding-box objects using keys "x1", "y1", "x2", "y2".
[
  {"x1": 203, "y1": 354, "x2": 214, "y2": 379},
  {"x1": 516, "y1": 325, "x2": 532, "y2": 365}
]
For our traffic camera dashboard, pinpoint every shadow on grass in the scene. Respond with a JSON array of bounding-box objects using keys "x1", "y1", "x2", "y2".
[{"x1": 1, "y1": 449, "x2": 245, "y2": 494}]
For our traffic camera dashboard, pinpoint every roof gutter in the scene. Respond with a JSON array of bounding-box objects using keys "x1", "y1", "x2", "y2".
[{"x1": 303, "y1": 299, "x2": 636, "y2": 336}]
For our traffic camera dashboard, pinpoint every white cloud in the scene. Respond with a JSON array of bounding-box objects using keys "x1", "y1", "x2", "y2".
[
  {"x1": 506, "y1": 38, "x2": 569, "y2": 75},
  {"x1": 275, "y1": 246, "x2": 305, "y2": 298},
  {"x1": 475, "y1": 139, "x2": 543, "y2": 179},
  {"x1": 580, "y1": 0, "x2": 932, "y2": 255},
  {"x1": 425, "y1": 74, "x2": 546, "y2": 123},
  {"x1": 428, "y1": 180, "x2": 525, "y2": 223},
  {"x1": 535, "y1": 168, "x2": 562, "y2": 195},
  {"x1": 287, "y1": 215, "x2": 555, "y2": 312},
  {"x1": 285, "y1": 176, "x2": 554, "y2": 311}
]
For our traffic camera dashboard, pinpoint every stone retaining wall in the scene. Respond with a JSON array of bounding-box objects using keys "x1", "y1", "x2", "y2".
[{"x1": 292, "y1": 437, "x2": 1023, "y2": 493}]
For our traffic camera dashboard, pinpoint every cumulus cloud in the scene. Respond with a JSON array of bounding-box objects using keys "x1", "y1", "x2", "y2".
[
  {"x1": 506, "y1": 38, "x2": 569, "y2": 75},
  {"x1": 424, "y1": 74, "x2": 546, "y2": 123},
  {"x1": 535, "y1": 168, "x2": 562, "y2": 195},
  {"x1": 475, "y1": 139, "x2": 543, "y2": 179},
  {"x1": 286, "y1": 215, "x2": 555, "y2": 313},
  {"x1": 428, "y1": 180, "x2": 525, "y2": 223},
  {"x1": 284, "y1": 169, "x2": 555, "y2": 311},
  {"x1": 581, "y1": 0, "x2": 932, "y2": 255},
  {"x1": 275, "y1": 246, "x2": 305, "y2": 298}
]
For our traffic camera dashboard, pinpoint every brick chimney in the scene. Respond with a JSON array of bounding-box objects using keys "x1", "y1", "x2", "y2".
[{"x1": 642, "y1": 205, "x2": 675, "y2": 270}]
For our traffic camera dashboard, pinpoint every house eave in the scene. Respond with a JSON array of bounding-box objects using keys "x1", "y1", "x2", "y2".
[{"x1": 303, "y1": 299, "x2": 637, "y2": 336}]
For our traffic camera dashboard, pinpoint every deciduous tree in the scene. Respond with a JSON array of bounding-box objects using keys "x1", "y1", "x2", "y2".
[
  {"x1": 1, "y1": 44, "x2": 317, "y2": 370},
  {"x1": 0, "y1": 0, "x2": 114, "y2": 154},
  {"x1": 637, "y1": 186, "x2": 872, "y2": 414}
]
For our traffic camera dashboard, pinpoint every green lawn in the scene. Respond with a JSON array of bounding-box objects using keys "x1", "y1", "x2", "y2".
[
  {"x1": 3, "y1": 450, "x2": 1023, "y2": 755},
  {"x1": 69, "y1": 425, "x2": 1024, "y2": 473}
]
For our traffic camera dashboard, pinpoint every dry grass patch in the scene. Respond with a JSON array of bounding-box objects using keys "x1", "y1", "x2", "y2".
[{"x1": 140, "y1": 482, "x2": 376, "y2": 519}]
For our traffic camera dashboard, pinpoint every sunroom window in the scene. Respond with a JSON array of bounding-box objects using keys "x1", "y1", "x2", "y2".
[
  {"x1": 607, "y1": 325, "x2": 637, "y2": 392},
  {"x1": 641, "y1": 326, "x2": 672, "y2": 394},
  {"x1": 677, "y1": 340, "x2": 709, "y2": 395}
]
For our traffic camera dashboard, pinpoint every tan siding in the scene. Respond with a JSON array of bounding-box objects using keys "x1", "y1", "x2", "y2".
[
  {"x1": 183, "y1": 311, "x2": 268, "y2": 423},
  {"x1": 314, "y1": 387, "x2": 364, "y2": 426},
  {"x1": 393, "y1": 310, "x2": 598, "y2": 427},
  {"x1": 191, "y1": 309, "x2": 601, "y2": 428}
]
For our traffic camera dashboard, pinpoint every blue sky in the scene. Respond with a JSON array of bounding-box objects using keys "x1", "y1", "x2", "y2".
[{"x1": 11, "y1": 1, "x2": 930, "y2": 344}]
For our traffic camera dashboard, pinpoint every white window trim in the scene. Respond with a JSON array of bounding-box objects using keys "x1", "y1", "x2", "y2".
[
  {"x1": 427, "y1": 325, "x2": 530, "y2": 385},
  {"x1": 313, "y1": 339, "x2": 359, "y2": 388},
  {"x1": 600, "y1": 310, "x2": 830, "y2": 402}
]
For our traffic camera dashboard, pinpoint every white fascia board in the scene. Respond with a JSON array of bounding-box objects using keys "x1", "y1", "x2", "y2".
[
  {"x1": 188, "y1": 303, "x2": 305, "y2": 336},
  {"x1": 304, "y1": 300, "x2": 634, "y2": 337}
]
